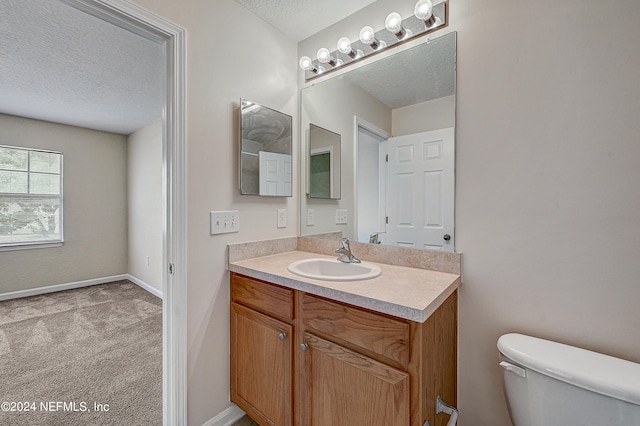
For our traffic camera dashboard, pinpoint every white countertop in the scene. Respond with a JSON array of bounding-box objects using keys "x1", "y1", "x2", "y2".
[{"x1": 229, "y1": 250, "x2": 461, "y2": 323}]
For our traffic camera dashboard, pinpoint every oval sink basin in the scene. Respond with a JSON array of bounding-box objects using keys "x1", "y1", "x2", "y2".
[{"x1": 287, "y1": 258, "x2": 381, "y2": 281}]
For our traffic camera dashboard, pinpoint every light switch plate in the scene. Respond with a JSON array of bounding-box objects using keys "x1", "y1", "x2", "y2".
[
  {"x1": 210, "y1": 210, "x2": 239, "y2": 235},
  {"x1": 277, "y1": 209, "x2": 287, "y2": 228},
  {"x1": 307, "y1": 209, "x2": 315, "y2": 226},
  {"x1": 336, "y1": 209, "x2": 348, "y2": 224}
]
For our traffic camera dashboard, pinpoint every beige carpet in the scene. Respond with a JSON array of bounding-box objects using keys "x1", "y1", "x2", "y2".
[{"x1": 0, "y1": 280, "x2": 162, "y2": 425}]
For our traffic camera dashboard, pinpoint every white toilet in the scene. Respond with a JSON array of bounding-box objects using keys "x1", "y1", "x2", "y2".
[{"x1": 497, "y1": 333, "x2": 640, "y2": 425}]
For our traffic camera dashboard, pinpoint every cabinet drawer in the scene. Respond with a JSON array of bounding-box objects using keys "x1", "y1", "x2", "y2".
[
  {"x1": 231, "y1": 273, "x2": 294, "y2": 322},
  {"x1": 302, "y1": 294, "x2": 410, "y2": 367}
]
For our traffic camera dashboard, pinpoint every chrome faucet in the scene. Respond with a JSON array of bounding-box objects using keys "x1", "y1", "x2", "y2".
[
  {"x1": 368, "y1": 232, "x2": 386, "y2": 244},
  {"x1": 335, "y1": 238, "x2": 361, "y2": 263}
]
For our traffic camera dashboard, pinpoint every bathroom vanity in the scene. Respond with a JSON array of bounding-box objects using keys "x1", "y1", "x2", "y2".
[{"x1": 229, "y1": 246, "x2": 460, "y2": 426}]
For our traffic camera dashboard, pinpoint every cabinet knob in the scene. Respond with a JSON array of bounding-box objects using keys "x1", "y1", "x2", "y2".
[
  {"x1": 278, "y1": 332, "x2": 286, "y2": 341},
  {"x1": 300, "y1": 343, "x2": 309, "y2": 351},
  {"x1": 443, "y1": 234, "x2": 451, "y2": 241}
]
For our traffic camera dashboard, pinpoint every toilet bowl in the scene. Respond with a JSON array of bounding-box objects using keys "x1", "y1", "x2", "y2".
[{"x1": 497, "y1": 333, "x2": 640, "y2": 426}]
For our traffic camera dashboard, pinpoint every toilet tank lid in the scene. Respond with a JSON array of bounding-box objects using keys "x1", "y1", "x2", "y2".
[{"x1": 498, "y1": 333, "x2": 640, "y2": 406}]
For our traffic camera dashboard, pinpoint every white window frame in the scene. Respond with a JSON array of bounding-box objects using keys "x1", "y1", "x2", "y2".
[{"x1": 0, "y1": 144, "x2": 64, "y2": 251}]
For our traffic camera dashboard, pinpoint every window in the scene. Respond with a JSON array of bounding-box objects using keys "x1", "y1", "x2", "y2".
[{"x1": 0, "y1": 145, "x2": 63, "y2": 249}]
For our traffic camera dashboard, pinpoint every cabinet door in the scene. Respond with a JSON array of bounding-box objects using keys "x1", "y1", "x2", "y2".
[
  {"x1": 299, "y1": 333, "x2": 410, "y2": 426},
  {"x1": 231, "y1": 303, "x2": 292, "y2": 426}
]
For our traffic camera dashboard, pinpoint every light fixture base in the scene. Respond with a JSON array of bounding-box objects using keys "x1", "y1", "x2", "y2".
[{"x1": 302, "y1": 0, "x2": 448, "y2": 81}]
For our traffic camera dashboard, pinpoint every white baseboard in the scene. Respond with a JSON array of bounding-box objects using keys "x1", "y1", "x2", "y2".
[
  {"x1": 127, "y1": 274, "x2": 163, "y2": 299},
  {"x1": 0, "y1": 274, "x2": 128, "y2": 301},
  {"x1": 202, "y1": 404, "x2": 246, "y2": 426},
  {"x1": 0, "y1": 274, "x2": 163, "y2": 301}
]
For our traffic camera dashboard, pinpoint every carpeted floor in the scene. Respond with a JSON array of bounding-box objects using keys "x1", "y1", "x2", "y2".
[{"x1": 0, "y1": 280, "x2": 162, "y2": 425}]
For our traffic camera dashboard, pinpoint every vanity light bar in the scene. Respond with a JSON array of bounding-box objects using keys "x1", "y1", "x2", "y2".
[{"x1": 299, "y1": 0, "x2": 448, "y2": 81}]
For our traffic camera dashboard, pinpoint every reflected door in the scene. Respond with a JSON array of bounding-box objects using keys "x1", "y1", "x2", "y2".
[
  {"x1": 385, "y1": 128, "x2": 454, "y2": 251},
  {"x1": 309, "y1": 148, "x2": 333, "y2": 198},
  {"x1": 259, "y1": 151, "x2": 292, "y2": 196}
]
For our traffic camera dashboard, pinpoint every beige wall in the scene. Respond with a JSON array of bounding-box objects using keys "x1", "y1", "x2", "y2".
[
  {"x1": 453, "y1": 0, "x2": 640, "y2": 424},
  {"x1": 0, "y1": 114, "x2": 128, "y2": 293},
  {"x1": 127, "y1": 120, "x2": 162, "y2": 292},
  {"x1": 126, "y1": 0, "x2": 298, "y2": 424},
  {"x1": 392, "y1": 95, "x2": 455, "y2": 136},
  {"x1": 301, "y1": 0, "x2": 640, "y2": 425}
]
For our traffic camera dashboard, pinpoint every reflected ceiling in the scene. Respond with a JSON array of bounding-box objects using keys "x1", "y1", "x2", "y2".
[{"x1": 343, "y1": 34, "x2": 456, "y2": 109}]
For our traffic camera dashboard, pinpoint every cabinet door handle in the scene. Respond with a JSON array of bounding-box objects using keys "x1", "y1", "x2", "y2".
[
  {"x1": 278, "y1": 332, "x2": 286, "y2": 341},
  {"x1": 300, "y1": 343, "x2": 309, "y2": 351}
]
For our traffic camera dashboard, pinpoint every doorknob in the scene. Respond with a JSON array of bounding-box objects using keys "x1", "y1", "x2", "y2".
[{"x1": 443, "y1": 234, "x2": 451, "y2": 241}]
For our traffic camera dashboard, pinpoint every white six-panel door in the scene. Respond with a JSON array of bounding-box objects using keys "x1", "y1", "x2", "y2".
[
  {"x1": 385, "y1": 128, "x2": 454, "y2": 251},
  {"x1": 259, "y1": 151, "x2": 292, "y2": 196}
]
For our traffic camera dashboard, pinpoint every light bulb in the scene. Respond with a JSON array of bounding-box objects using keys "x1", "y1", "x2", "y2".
[
  {"x1": 337, "y1": 37, "x2": 361, "y2": 59},
  {"x1": 359, "y1": 26, "x2": 386, "y2": 50},
  {"x1": 337, "y1": 37, "x2": 352, "y2": 54},
  {"x1": 359, "y1": 26, "x2": 376, "y2": 45},
  {"x1": 414, "y1": 0, "x2": 433, "y2": 20},
  {"x1": 317, "y1": 48, "x2": 332, "y2": 63},
  {"x1": 299, "y1": 56, "x2": 319, "y2": 74},
  {"x1": 385, "y1": 12, "x2": 404, "y2": 34},
  {"x1": 299, "y1": 56, "x2": 312, "y2": 70},
  {"x1": 414, "y1": 0, "x2": 437, "y2": 27},
  {"x1": 316, "y1": 47, "x2": 341, "y2": 67}
]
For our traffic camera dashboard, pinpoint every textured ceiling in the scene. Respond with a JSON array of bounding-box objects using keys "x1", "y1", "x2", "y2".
[
  {"x1": 0, "y1": 0, "x2": 451, "y2": 135},
  {"x1": 0, "y1": 0, "x2": 163, "y2": 135},
  {"x1": 234, "y1": 0, "x2": 377, "y2": 41}
]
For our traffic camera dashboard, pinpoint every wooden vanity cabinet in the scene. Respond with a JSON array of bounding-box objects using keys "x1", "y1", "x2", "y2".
[
  {"x1": 230, "y1": 272, "x2": 457, "y2": 426},
  {"x1": 297, "y1": 332, "x2": 410, "y2": 426},
  {"x1": 231, "y1": 274, "x2": 294, "y2": 426}
]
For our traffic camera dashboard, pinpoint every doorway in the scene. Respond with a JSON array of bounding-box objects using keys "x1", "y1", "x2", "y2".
[
  {"x1": 355, "y1": 117, "x2": 455, "y2": 251},
  {"x1": 61, "y1": 0, "x2": 187, "y2": 423},
  {"x1": 354, "y1": 117, "x2": 389, "y2": 244}
]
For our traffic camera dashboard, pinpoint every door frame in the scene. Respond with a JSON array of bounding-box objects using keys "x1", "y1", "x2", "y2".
[
  {"x1": 353, "y1": 116, "x2": 389, "y2": 243},
  {"x1": 310, "y1": 146, "x2": 334, "y2": 199},
  {"x1": 60, "y1": 0, "x2": 187, "y2": 423}
]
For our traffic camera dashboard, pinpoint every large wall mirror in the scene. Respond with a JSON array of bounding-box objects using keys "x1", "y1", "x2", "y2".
[
  {"x1": 240, "y1": 99, "x2": 292, "y2": 197},
  {"x1": 300, "y1": 32, "x2": 457, "y2": 251}
]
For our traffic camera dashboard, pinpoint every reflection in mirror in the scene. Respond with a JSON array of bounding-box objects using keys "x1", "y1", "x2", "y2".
[
  {"x1": 309, "y1": 124, "x2": 341, "y2": 199},
  {"x1": 240, "y1": 99, "x2": 292, "y2": 196},
  {"x1": 300, "y1": 32, "x2": 456, "y2": 251}
]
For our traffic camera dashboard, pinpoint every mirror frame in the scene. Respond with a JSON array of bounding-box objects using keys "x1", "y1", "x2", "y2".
[{"x1": 299, "y1": 32, "x2": 457, "y2": 251}]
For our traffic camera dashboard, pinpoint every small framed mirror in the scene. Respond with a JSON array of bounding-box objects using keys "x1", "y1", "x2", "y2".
[
  {"x1": 308, "y1": 124, "x2": 341, "y2": 199},
  {"x1": 239, "y1": 99, "x2": 292, "y2": 196}
]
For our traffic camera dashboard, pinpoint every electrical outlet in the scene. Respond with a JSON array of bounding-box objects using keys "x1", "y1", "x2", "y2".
[
  {"x1": 307, "y1": 209, "x2": 315, "y2": 226},
  {"x1": 277, "y1": 209, "x2": 287, "y2": 228},
  {"x1": 210, "y1": 210, "x2": 240, "y2": 235},
  {"x1": 336, "y1": 209, "x2": 348, "y2": 224}
]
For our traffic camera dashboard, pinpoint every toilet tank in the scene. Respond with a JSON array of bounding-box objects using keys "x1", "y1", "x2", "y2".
[{"x1": 497, "y1": 333, "x2": 640, "y2": 426}]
